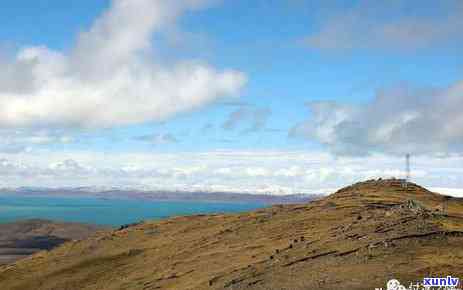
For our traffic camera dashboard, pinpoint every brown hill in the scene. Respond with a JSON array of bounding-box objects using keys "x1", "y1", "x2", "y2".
[
  {"x1": 1, "y1": 179, "x2": 463, "y2": 290},
  {"x1": 0, "y1": 219, "x2": 107, "y2": 265}
]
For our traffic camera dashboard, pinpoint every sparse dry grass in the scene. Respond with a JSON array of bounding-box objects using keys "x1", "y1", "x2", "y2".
[{"x1": 1, "y1": 179, "x2": 463, "y2": 290}]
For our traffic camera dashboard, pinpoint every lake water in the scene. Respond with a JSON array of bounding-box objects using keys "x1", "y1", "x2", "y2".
[{"x1": 0, "y1": 194, "x2": 265, "y2": 227}]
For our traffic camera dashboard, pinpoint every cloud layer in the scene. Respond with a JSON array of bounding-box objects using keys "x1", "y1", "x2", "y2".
[
  {"x1": 0, "y1": 0, "x2": 246, "y2": 129},
  {"x1": 1, "y1": 150, "x2": 462, "y2": 196},
  {"x1": 291, "y1": 81, "x2": 463, "y2": 156}
]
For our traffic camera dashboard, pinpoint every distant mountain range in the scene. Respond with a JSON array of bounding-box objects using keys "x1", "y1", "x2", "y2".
[{"x1": 0, "y1": 187, "x2": 321, "y2": 205}]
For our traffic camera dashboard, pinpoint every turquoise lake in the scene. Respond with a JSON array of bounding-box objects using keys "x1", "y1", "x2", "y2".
[{"x1": 0, "y1": 194, "x2": 265, "y2": 227}]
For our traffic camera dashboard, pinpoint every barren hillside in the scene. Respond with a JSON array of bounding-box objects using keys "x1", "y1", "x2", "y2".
[{"x1": 1, "y1": 179, "x2": 462, "y2": 290}]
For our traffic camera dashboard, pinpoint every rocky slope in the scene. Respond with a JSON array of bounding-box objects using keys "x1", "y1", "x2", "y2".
[{"x1": 1, "y1": 179, "x2": 462, "y2": 290}]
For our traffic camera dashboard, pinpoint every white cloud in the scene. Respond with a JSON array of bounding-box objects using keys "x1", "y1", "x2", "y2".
[
  {"x1": 305, "y1": 0, "x2": 463, "y2": 52},
  {"x1": 291, "y1": 81, "x2": 463, "y2": 156},
  {"x1": 0, "y1": 150, "x2": 462, "y2": 196},
  {"x1": 274, "y1": 166, "x2": 304, "y2": 178},
  {"x1": 0, "y1": 0, "x2": 246, "y2": 129},
  {"x1": 244, "y1": 167, "x2": 270, "y2": 177},
  {"x1": 429, "y1": 188, "x2": 463, "y2": 198}
]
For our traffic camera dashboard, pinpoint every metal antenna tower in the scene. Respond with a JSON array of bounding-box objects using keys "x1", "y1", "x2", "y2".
[{"x1": 404, "y1": 153, "x2": 411, "y2": 188}]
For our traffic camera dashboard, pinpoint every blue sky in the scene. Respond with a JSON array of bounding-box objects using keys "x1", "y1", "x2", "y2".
[{"x1": 0, "y1": 0, "x2": 462, "y2": 195}]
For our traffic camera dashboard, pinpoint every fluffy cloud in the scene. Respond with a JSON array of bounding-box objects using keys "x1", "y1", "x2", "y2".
[
  {"x1": 0, "y1": 0, "x2": 246, "y2": 129},
  {"x1": 1, "y1": 150, "x2": 462, "y2": 196},
  {"x1": 305, "y1": 0, "x2": 463, "y2": 52},
  {"x1": 291, "y1": 81, "x2": 463, "y2": 156}
]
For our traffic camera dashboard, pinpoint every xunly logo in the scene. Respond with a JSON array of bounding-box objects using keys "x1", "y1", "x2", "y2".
[
  {"x1": 377, "y1": 277, "x2": 462, "y2": 290},
  {"x1": 423, "y1": 276, "x2": 460, "y2": 288}
]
